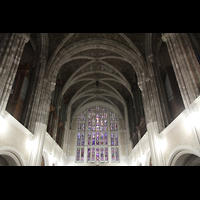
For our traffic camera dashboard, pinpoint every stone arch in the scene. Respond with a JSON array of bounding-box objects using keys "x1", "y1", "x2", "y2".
[
  {"x1": 37, "y1": 33, "x2": 49, "y2": 59},
  {"x1": 46, "y1": 38, "x2": 146, "y2": 84},
  {"x1": 168, "y1": 145, "x2": 200, "y2": 166},
  {"x1": 71, "y1": 100, "x2": 125, "y2": 127},
  {"x1": 0, "y1": 146, "x2": 26, "y2": 166},
  {"x1": 173, "y1": 153, "x2": 200, "y2": 166}
]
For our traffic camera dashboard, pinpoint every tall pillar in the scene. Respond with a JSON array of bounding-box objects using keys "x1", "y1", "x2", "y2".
[
  {"x1": 0, "y1": 33, "x2": 29, "y2": 114},
  {"x1": 27, "y1": 79, "x2": 55, "y2": 166},
  {"x1": 139, "y1": 78, "x2": 166, "y2": 166},
  {"x1": 162, "y1": 33, "x2": 200, "y2": 109},
  {"x1": 22, "y1": 54, "x2": 47, "y2": 133}
]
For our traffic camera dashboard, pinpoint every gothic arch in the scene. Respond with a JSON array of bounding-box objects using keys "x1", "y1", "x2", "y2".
[
  {"x1": 72, "y1": 101, "x2": 124, "y2": 123},
  {"x1": 167, "y1": 145, "x2": 200, "y2": 166},
  {"x1": 46, "y1": 38, "x2": 146, "y2": 84},
  {"x1": 0, "y1": 146, "x2": 26, "y2": 166}
]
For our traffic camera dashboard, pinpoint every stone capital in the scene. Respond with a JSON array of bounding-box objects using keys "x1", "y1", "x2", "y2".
[
  {"x1": 19, "y1": 33, "x2": 30, "y2": 43},
  {"x1": 161, "y1": 33, "x2": 173, "y2": 43},
  {"x1": 50, "y1": 81, "x2": 56, "y2": 92},
  {"x1": 148, "y1": 54, "x2": 155, "y2": 63},
  {"x1": 38, "y1": 55, "x2": 46, "y2": 64}
]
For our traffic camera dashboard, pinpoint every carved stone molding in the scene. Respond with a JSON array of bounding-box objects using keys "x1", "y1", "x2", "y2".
[
  {"x1": 19, "y1": 33, "x2": 30, "y2": 43},
  {"x1": 148, "y1": 54, "x2": 155, "y2": 63},
  {"x1": 161, "y1": 33, "x2": 173, "y2": 43}
]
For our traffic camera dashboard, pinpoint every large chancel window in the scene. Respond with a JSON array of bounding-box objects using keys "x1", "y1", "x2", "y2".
[{"x1": 76, "y1": 106, "x2": 119, "y2": 163}]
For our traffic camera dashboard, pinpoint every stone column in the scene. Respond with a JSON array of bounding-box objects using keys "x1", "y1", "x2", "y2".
[
  {"x1": 139, "y1": 78, "x2": 166, "y2": 166},
  {"x1": 27, "y1": 78, "x2": 55, "y2": 166},
  {"x1": 22, "y1": 54, "x2": 47, "y2": 132},
  {"x1": 162, "y1": 33, "x2": 200, "y2": 109},
  {"x1": 0, "y1": 33, "x2": 29, "y2": 114}
]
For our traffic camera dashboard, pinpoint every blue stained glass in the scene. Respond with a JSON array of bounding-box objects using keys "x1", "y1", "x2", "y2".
[
  {"x1": 77, "y1": 133, "x2": 81, "y2": 146},
  {"x1": 105, "y1": 148, "x2": 108, "y2": 161},
  {"x1": 88, "y1": 133, "x2": 91, "y2": 145},
  {"x1": 81, "y1": 148, "x2": 84, "y2": 161},
  {"x1": 77, "y1": 148, "x2": 80, "y2": 161},
  {"x1": 115, "y1": 133, "x2": 118, "y2": 146},
  {"x1": 116, "y1": 148, "x2": 119, "y2": 161},
  {"x1": 105, "y1": 133, "x2": 108, "y2": 145},
  {"x1": 101, "y1": 148, "x2": 104, "y2": 161},
  {"x1": 111, "y1": 133, "x2": 114, "y2": 146},
  {"x1": 111, "y1": 147, "x2": 115, "y2": 161},
  {"x1": 88, "y1": 148, "x2": 91, "y2": 161},
  {"x1": 92, "y1": 133, "x2": 95, "y2": 145},
  {"x1": 81, "y1": 133, "x2": 85, "y2": 146},
  {"x1": 96, "y1": 148, "x2": 99, "y2": 161},
  {"x1": 92, "y1": 148, "x2": 95, "y2": 161}
]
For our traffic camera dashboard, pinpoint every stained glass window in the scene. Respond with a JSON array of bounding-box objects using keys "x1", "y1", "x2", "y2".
[
  {"x1": 88, "y1": 148, "x2": 91, "y2": 161},
  {"x1": 76, "y1": 107, "x2": 120, "y2": 163},
  {"x1": 96, "y1": 148, "x2": 99, "y2": 161},
  {"x1": 111, "y1": 147, "x2": 115, "y2": 161},
  {"x1": 105, "y1": 148, "x2": 108, "y2": 161},
  {"x1": 92, "y1": 148, "x2": 95, "y2": 161},
  {"x1": 77, "y1": 148, "x2": 80, "y2": 161},
  {"x1": 76, "y1": 110, "x2": 86, "y2": 162},
  {"x1": 77, "y1": 133, "x2": 81, "y2": 146},
  {"x1": 101, "y1": 148, "x2": 104, "y2": 161},
  {"x1": 81, "y1": 148, "x2": 84, "y2": 161},
  {"x1": 88, "y1": 133, "x2": 91, "y2": 145}
]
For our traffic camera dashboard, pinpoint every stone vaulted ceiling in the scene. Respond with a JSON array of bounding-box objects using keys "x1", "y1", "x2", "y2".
[
  {"x1": 46, "y1": 33, "x2": 146, "y2": 119},
  {"x1": 28, "y1": 33, "x2": 200, "y2": 121}
]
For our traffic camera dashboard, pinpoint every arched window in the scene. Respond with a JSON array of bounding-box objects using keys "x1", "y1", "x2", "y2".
[{"x1": 76, "y1": 106, "x2": 120, "y2": 164}]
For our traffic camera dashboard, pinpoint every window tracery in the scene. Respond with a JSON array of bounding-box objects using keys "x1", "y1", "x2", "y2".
[{"x1": 76, "y1": 106, "x2": 120, "y2": 164}]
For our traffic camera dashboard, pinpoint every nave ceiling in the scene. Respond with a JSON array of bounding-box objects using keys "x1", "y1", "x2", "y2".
[{"x1": 25, "y1": 33, "x2": 200, "y2": 121}]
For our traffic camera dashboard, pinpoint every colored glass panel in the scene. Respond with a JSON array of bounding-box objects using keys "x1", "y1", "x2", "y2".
[
  {"x1": 77, "y1": 148, "x2": 80, "y2": 161},
  {"x1": 92, "y1": 118, "x2": 95, "y2": 125},
  {"x1": 105, "y1": 133, "x2": 108, "y2": 145},
  {"x1": 87, "y1": 148, "x2": 91, "y2": 161},
  {"x1": 96, "y1": 132, "x2": 99, "y2": 145},
  {"x1": 78, "y1": 124, "x2": 81, "y2": 131},
  {"x1": 115, "y1": 133, "x2": 118, "y2": 146},
  {"x1": 96, "y1": 125, "x2": 100, "y2": 131},
  {"x1": 111, "y1": 147, "x2": 115, "y2": 161},
  {"x1": 92, "y1": 132, "x2": 95, "y2": 145},
  {"x1": 100, "y1": 133, "x2": 104, "y2": 145},
  {"x1": 81, "y1": 133, "x2": 85, "y2": 146},
  {"x1": 81, "y1": 148, "x2": 84, "y2": 161},
  {"x1": 114, "y1": 123, "x2": 117, "y2": 131},
  {"x1": 105, "y1": 148, "x2": 108, "y2": 161},
  {"x1": 116, "y1": 148, "x2": 119, "y2": 161},
  {"x1": 88, "y1": 132, "x2": 91, "y2": 145},
  {"x1": 96, "y1": 148, "x2": 99, "y2": 161},
  {"x1": 77, "y1": 133, "x2": 81, "y2": 146},
  {"x1": 92, "y1": 148, "x2": 95, "y2": 161},
  {"x1": 101, "y1": 148, "x2": 104, "y2": 161},
  {"x1": 88, "y1": 119, "x2": 91, "y2": 126},
  {"x1": 111, "y1": 133, "x2": 114, "y2": 146}
]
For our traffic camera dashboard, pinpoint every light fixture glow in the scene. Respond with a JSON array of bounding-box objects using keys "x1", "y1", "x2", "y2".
[
  {"x1": 186, "y1": 111, "x2": 200, "y2": 129},
  {"x1": 0, "y1": 115, "x2": 7, "y2": 132},
  {"x1": 26, "y1": 137, "x2": 34, "y2": 152}
]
